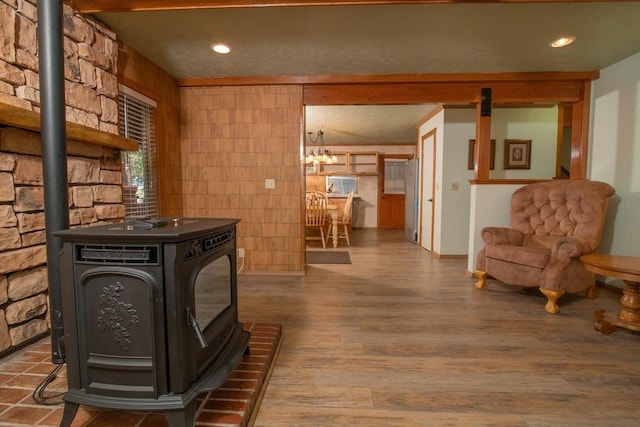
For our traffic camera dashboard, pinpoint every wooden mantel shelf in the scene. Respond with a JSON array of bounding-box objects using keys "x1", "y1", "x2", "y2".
[{"x1": 0, "y1": 101, "x2": 138, "y2": 151}]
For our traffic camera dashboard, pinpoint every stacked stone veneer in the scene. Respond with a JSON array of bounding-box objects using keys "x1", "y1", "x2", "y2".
[
  {"x1": 0, "y1": 2, "x2": 125, "y2": 356},
  {"x1": 0, "y1": 127, "x2": 125, "y2": 355},
  {"x1": 0, "y1": 1, "x2": 119, "y2": 134}
]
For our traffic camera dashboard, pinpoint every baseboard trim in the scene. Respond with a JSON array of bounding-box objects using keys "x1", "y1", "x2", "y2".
[
  {"x1": 242, "y1": 271, "x2": 305, "y2": 276},
  {"x1": 435, "y1": 254, "x2": 468, "y2": 260}
]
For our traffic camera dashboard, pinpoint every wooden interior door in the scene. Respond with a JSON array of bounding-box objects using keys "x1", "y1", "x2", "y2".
[{"x1": 378, "y1": 155, "x2": 411, "y2": 229}]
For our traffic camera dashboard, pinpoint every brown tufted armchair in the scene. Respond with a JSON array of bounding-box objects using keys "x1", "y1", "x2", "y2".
[{"x1": 475, "y1": 180, "x2": 615, "y2": 314}]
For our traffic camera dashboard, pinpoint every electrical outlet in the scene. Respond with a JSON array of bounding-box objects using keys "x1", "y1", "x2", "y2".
[
  {"x1": 238, "y1": 248, "x2": 245, "y2": 258},
  {"x1": 265, "y1": 179, "x2": 275, "y2": 189}
]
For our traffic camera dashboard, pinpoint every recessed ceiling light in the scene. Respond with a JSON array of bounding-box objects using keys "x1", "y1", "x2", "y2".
[
  {"x1": 211, "y1": 43, "x2": 231, "y2": 55},
  {"x1": 549, "y1": 36, "x2": 576, "y2": 48}
]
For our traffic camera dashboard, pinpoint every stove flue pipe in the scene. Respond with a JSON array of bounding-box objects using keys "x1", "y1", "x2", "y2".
[{"x1": 38, "y1": 0, "x2": 69, "y2": 364}]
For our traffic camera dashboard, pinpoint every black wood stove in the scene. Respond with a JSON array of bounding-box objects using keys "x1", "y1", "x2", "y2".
[{"x1": 54, "y1": 218, "x2": 249, "y2": 426}]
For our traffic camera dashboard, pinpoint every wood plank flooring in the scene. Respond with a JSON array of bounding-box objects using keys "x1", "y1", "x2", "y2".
[{"x1": 238, "y1": 229, "x2": 640, "y2": 426}]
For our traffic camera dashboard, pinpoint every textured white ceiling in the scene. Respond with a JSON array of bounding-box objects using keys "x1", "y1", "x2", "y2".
[
  {"x1": 93, "y1": 2, "x2": 640, "y2": 144},
  {"x1": 96, "y1": 3, "x2": 640, "y2": 79},
  {"x1": 306, "y1": 105, "x2": 438, "y2": 145}
]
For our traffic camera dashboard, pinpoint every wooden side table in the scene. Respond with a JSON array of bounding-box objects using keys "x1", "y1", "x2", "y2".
[{"x1": 580, "y1": 254, "x2": 640, "y2": 334}]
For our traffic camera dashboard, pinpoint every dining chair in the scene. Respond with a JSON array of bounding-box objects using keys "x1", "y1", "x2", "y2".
[
  {"x1": 328, "y1": 191, "x2": 354, "y2": 246},
  {"x1": 305, "y1": 191, "x2": 330, "y2": 248}
]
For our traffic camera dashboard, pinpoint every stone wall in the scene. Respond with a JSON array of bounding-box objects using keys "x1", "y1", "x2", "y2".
[
  {"x1": 0, "y1": 127, "x2": 125, "y2": 355},
  {"x1": 0, "y1": 0, "x2": 119, "y2": 134},
  {"x1": 0, "y1": 1, "x2": 123, "y2": 356}
]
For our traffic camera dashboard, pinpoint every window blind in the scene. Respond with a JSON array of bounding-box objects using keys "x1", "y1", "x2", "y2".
[{"x1": 118, "y1": 86, "x2": 158, "y2": 220}]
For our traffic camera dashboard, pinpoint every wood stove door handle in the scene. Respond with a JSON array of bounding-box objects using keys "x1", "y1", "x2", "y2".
[{"x1": 186, "y1": 307, "x2": 209, "y2": 349}]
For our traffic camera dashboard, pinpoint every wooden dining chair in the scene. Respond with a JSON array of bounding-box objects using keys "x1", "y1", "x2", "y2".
[
  {"x1": 328, "y1": 191, "x2": 354, "y2": 246},
  {"x1": 305, "y1": 191, "x2": 330, "y2": 248}
]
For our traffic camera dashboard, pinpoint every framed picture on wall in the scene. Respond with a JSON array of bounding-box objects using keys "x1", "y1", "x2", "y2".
[
  {"x1": 504, "y1": 139, "x2": 532, "y2": 169},
  {"x1": 467, "y1": 139, "x2": 496, "y2": 170}
]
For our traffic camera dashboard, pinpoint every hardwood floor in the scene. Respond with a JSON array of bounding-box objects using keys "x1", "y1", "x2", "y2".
[{"x1": 238, "y1": 229, "x2": 640, "y2": 426}]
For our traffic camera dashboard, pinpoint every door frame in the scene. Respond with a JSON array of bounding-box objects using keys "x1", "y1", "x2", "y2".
[{"x1": 419, "y1": 128, "x2": 436, "y2": 252}]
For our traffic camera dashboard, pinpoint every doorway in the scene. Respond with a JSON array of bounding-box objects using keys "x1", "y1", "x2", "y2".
[{"x1": 378, "y1": 155, "x2": 413, "y2": 229}]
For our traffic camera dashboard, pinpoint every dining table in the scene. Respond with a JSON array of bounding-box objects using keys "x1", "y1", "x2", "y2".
[{"x1": 327, "y1": 204, "x2": 339, "y2": 248}]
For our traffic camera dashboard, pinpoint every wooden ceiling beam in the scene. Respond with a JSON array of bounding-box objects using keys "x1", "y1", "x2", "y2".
[
  {"x1": 176, "y1": 71, "x2": 599, "y2": 88},
  {"x1": 73, "y1": 0, "x2": 616, "y2": 14},
  {"x1": 303, "y1": 80, "x2": 589, "y2": 105}
]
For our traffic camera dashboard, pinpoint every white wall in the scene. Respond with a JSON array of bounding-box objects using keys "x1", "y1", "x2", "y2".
[
  {"x1": 467, "y1": 183, "x2": 525, "y2": 273},
  {"x1": 436, "y1": 107, "x2": 557, "y2": 257},
  {"x1": 418, "y1": 106, "x2": 559, "y2": 258},
  {"x1": 417, "y1": 109, "x2": 445, "y2": 253},
  {"x1": 490, "y1": 107, "x2": 558, "y2": 180},
  {"x1": 590, "y1": 51, "x2": 640, "y2": 262},
  {"x1": 441, "y1": 109, "x2": 476, "y2": 255}
]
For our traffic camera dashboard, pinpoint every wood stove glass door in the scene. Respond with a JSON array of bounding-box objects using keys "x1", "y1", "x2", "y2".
[{"x1": 193, "y1": 255, "x2": 232, "y2": 330}]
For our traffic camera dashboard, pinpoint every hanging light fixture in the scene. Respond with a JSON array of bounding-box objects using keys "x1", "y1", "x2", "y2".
[{"x1": 306, "y1": 129, "x2": 338, "y2": 165}]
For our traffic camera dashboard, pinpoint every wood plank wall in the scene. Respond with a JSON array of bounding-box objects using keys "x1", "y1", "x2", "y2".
[{"x1": 180, "y1": 86, "x2": 305, "y2": 273}]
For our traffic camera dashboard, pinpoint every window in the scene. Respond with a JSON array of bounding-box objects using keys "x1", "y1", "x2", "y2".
[
  {"x1": 325, "y1": 176, "x2": 358, "y2": 195},
  {"x1": 118, "y1": 85, "x2": 158, "y2": 219},
  {"x1": 383, "y1": 159, "x2": 407, "y2": 195}
]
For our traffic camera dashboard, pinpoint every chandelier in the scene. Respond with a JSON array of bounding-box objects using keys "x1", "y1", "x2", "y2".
[{"x1": 305, "y1": 129, "x2": 338, "y2": 165}]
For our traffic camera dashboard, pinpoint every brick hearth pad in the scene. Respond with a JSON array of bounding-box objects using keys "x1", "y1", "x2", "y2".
[{"x1": 0, "y1": 322, "x2": 282, "y2": 426}]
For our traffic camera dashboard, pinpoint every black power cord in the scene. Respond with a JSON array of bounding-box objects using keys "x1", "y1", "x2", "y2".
[{"x1": 32, "y1": 363, "x2": 65, "y2": 405}]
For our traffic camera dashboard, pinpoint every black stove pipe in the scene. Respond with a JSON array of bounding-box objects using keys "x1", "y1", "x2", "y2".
[{"x1": 38, "y1": 0, "x2": 69, "y2": 364}]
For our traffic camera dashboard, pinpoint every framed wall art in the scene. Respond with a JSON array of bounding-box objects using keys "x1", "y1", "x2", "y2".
[
  {"x1": 467, "y1": 139, "x2": 496, "y2": 170},
  {"x1": 504, "y1": 139, "x2": 531, "y2": 169}
]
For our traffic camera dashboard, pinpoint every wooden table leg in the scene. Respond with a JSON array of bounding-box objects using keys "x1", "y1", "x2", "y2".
[
  {"x1": 617, "y1": 280, "x2": 640, "y2": 327},
  {"x1": 594, "y1": 280, "x2": 640, "y2": 334},
  {"x1": 331, "y1": 210, "x2": 338, "y2": 248}
]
